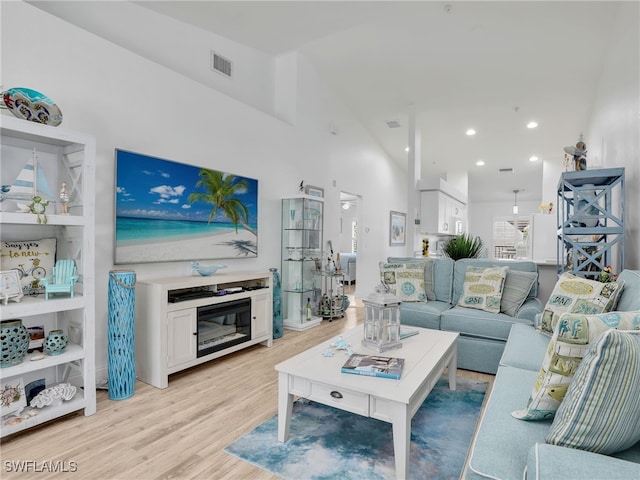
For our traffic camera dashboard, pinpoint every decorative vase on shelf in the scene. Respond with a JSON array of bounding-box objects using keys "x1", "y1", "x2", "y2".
[
  {"x1": 341, "y1": 295, "x2": 351, "y2": 311},
  {"x1": 43, "y1": 329, "x2": 69, "y2": 356},
  {"x1": 0, "y1": 319, "x2": 30, "y2": 367},
  {"x1": 270, "y1": 268, "x2": 283, "y2": 339}
]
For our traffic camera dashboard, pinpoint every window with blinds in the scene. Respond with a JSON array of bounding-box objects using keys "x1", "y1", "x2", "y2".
[{"x1": 493, "y1": 216, "x2": 531, "y2": 260}]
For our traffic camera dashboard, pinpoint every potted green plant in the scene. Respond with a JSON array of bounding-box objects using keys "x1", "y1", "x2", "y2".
[{"x1": 442, "y1": 233, "x2": 484, "y2": 260}]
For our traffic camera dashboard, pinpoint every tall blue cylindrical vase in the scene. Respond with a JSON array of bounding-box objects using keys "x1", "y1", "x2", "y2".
[
  {"x1": 108, "y1": 270, "x2": 136, "y2": 400},
  {"x1": 270, "y1": 268, "x2": 283, "y2": 339}
]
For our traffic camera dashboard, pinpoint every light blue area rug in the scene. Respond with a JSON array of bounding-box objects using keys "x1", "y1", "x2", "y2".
[{"x1": 224, "y1": 377, "x2": 487, "y2": 480}]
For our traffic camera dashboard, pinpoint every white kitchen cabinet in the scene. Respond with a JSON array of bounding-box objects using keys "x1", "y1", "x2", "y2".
[{"x1": 420, "y1": 191, "x2": 466, "y2": 235}]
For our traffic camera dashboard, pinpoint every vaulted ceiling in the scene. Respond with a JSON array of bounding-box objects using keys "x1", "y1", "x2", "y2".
[{"x1": 30, "y1": 1, "x2": 631, "y2": 203}]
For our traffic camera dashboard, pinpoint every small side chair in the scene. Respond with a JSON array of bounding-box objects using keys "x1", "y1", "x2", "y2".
[{"x1": 42, "y1": 259, "x2": 78, "y2": 300}]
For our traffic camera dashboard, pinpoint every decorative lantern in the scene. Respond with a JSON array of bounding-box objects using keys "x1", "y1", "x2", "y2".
[{"x1": 362, "y1": 284, "x2": 402, "y2": 352}]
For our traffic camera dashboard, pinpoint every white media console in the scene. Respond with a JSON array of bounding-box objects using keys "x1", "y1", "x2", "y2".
[{"x1": 135, "y1": 271, "x2": 273, "y2": 389}]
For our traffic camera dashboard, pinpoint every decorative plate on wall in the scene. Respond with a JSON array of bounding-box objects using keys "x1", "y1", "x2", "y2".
[{"x1": 1, "y1": 87, "x2": 63, "y2": 126}]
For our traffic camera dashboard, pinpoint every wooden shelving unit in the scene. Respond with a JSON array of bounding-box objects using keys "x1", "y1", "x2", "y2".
[{"x1": 557, "y1": 168, "x2": 625, "y2": 277}]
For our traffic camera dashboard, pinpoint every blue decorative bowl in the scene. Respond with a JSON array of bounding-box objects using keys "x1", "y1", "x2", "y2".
[
  {"x1": 0, "y1": 319, "x2": 30, "y2": 367},
  {"x1": 191, "y1": 262, "x2": 227, "y2": 276}
]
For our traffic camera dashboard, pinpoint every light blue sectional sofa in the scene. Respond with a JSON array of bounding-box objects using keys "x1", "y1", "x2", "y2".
[
  {"x1": 465, "y1": 269, "x2": 640, "y2": 479},
  {"x1": 389, "y1": 257, "x2": 543, "y2": 374}
]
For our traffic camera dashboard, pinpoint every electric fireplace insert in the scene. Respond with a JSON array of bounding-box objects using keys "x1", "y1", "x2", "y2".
[{"x1": 197, "y1": 297, "x2": 251, "y2": 357}]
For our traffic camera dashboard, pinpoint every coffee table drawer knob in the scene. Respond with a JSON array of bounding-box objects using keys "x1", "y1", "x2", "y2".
[{"x1": 330, "y1": 391, "x2": 343, "y2": 399}]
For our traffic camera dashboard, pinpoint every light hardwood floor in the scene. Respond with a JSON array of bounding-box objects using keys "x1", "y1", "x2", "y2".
[{"x1": 1, "y1": 292, "x2": 493, "y2": 479}]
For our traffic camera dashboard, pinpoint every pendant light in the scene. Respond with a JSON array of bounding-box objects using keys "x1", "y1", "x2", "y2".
[{"x1": 512, "y1": 189, "x2": 520, "y2": 215}]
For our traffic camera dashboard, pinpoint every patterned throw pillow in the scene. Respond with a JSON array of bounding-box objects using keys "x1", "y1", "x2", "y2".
[
  {"x1": 457, "y1": 266, "x2": 508, "y2": 314},
  {"x1": 546, "y1": 329, "x2": 640, "y2": 454},
  {"x1": 379, "y1": 262, "x2": 426, "y2": 302},
  {"x1": 539, "y1": 272, "x2": 623, "y2": 335},
  {"x1": 0, "y1": 238, "x2": 56, "y2": 292},
  {"x1": 423, "y1": 259, "x2": 436, "y2": 301},
  {"x1": 512, "y1": 311, "x2": 640, "y2": 421},
  {"x1": 500, "y1": 270, "x2": 538, "y2": 317}
]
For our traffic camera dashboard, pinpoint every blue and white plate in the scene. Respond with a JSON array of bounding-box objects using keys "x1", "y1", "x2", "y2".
[{"x1": 2, "y1": 87, "x2": 63, "y2": 126}]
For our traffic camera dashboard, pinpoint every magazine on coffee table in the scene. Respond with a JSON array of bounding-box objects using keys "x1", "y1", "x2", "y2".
[{"x1": 341, "y1": 354, "x2": 405, "y2": 379}]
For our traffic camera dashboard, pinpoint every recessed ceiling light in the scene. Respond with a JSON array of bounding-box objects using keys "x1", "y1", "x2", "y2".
[
  {"x1": 405, "y1": 147, "x2": 410, "y2": 152},
  {"x1": 529, "y1": 156, "x2": 539, "y2": 162},
  {"x1": 527, "y1": 121, "x2": 538, "y2": 129},
  {"x1": 466, "y1": 128, "x2": 476, "y2": 136},
  {"x1": 476, "y1": 160, "x2": 485, "y2": 166}
]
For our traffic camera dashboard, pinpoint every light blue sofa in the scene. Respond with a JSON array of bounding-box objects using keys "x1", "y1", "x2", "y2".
[
  {"x1": 339, "y1": 253, "x2": 356, "y2": 285},
  {"x1": 389, "y1": 257, "x2": 543, "y2": 374},
  {"x1": 465, "y1": 269, "x2": 640, "y2": 480}
]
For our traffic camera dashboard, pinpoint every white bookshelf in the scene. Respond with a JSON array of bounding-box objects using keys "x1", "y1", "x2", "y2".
[{"x1": 0, "y1": 115, "x2": 96, "y2": 437}]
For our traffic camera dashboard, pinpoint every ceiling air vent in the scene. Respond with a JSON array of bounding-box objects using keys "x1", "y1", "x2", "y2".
[
  {"x1": 386, "y1": 120, "x2": 401, "y2": 129},
  {"x1": 211, "y1": 51, "x2": 232, "y2": 78},
  {"x1": 499, "y1": 168, "x2": 514, "y2": 173}
]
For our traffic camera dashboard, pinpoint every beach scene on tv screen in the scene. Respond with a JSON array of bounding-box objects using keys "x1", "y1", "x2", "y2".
[{"x1": 115, "y1": 149, "x2": 258, "y2": 264}]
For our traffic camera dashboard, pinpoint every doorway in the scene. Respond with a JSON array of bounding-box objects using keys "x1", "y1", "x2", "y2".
[
  {"x1": 339, "y1": 192, "x2": 359, "y2": 254},
  {"x1": 339, "y1": 191, "x2": 361, "y2": 300}
]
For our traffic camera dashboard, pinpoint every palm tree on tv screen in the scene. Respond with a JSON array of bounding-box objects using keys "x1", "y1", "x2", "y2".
[{"x1": 188, "y1": 169, "x2": 257, "y2": 237}]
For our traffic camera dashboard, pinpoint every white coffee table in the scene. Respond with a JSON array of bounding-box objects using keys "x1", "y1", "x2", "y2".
[{"x1": 275, "y1": 325, "x2": 458, "y2": 479}]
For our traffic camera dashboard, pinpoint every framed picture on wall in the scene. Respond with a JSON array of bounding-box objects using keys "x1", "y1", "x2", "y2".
[
  {"x1": 114, "y1": 149, "x2": 259, "y2": 264},
  {"x1": 389, "y1": 211, "x2": 406, "y2": 246},
  {"x1": 305, "y1": 185, "x2": 324, "y2": 198}
]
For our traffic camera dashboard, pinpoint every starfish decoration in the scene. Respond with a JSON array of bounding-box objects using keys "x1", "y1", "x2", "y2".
[{"x1": 331, "y1": 336, "x2": 351, "y2": 350}]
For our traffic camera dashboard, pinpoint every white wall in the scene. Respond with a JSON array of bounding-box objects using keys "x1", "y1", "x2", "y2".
[
  {"x1": 22, "y1": 1, "x2": 279, "y2": 120},
  {"x1": 541, "y1": 159, "x2": 563, "y2": 206},
  {"x1": 586, "y1": 1, "x2": 640, "y2": 271},
  {"x1": 2, "y1": 2, "x2": 406, "y2": 382}
]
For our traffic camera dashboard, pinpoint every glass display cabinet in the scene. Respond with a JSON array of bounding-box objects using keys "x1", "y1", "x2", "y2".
[{"x1": 281, "y1": 196, "x2": 323, "y2": 330}]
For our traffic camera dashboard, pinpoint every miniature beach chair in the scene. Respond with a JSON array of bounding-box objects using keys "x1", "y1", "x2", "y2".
[{"x1": 43, "y1": 259, "x2": 78, "y2": 300}]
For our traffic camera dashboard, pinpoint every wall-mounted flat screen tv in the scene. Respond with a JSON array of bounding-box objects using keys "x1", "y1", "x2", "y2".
[{"x1": 114, "y1": 149, "x2": 258, "y2": 264}]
